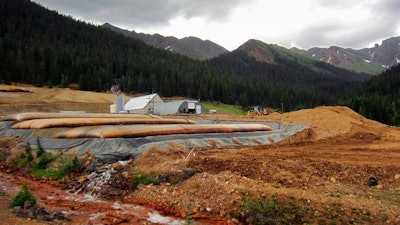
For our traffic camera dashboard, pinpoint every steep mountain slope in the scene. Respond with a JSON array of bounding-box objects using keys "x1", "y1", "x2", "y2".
[
  {"x1": 342, "y1": 64, "x2": 400, "y2": 126},
  {"x1": 361, "y1": 37, "x2": 400, "y2": 68},
  {"x1": 234, "y1": 39, "x2": 369, "y2": 82},
  {"x1": 102, "y1": 23, "x2": 228, "y2": 60},
  {"x1": 291, "y1": 36, "x2": 400, "y2": 74},
  {"x1": 104, "y1": 20, "x2": 400, "y2": 72},
  {"x1": 206, "y1": 40, "x2": 370, "y2": 109}
]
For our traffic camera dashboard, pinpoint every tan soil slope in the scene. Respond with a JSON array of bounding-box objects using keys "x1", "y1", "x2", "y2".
[
  {"x1": 266, "y1": 106, "x2": 391, "y2": 139},
  {"x1": 0, "y1": 84, "x2": 118, "y2": 115},
  {"x1": 0, "y1": 84, "x2": 116, "y2": 104}
]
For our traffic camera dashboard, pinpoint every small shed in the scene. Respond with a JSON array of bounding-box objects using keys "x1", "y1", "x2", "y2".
[
  {"x1": 124, "y1": 93, "x2": 163, "y2": 114},
  {"x1": 155, "y1": 99, "x2": 206, "y2": 115}
]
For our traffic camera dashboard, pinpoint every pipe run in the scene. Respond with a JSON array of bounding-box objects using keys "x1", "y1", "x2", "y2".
[{"x1": 54, "y1": 124, "x2": 273, "y2": 139}]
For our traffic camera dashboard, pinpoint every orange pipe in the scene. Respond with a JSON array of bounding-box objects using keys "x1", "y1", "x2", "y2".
[
  {"x1": 2, "y1": 112, "x2": 161, "y2": 121},
  {"x1": 12, "y1": 117, "x2": 197, "y2": 129},
  {"x1": 54, "y1": 124, "x2": 272, "y2": 139}
]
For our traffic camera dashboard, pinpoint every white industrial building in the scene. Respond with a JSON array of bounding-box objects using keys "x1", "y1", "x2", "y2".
[{"x1": 124, "y1": 93, "x2": 163, "y2": 114}]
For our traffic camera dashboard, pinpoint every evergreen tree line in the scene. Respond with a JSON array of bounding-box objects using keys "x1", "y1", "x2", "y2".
[{"x1": 340, "y1": 64, "x2": 400, "y2": 126}]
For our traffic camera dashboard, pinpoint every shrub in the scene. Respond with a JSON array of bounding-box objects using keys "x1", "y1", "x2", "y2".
[
  {"x1": 31, "y1": 154, "x2": 82, "y2": 179},
  {"x1": 31, "y1": 167, "x2": 59, "y2": 179},
  {"x1": 132, "y1": 169, "x2": 158, "y2": 188},
  {"x1": 36, "y1": 153, "x2": 54, "y2": 169},
  {"x1": 36, "y1": 138, "x2": 44, "y2": 158},
  {"x1": 57, "y1": 155, "x2": 82, "y2": 177},
  {"x1": 11, "y1": 183, "x2": 36, "y2": 207},
  {"x1": 10, "y1": 152, "x2": 33, "y2": 171},
  {"x1": 25, "y1": 144, "x2": 34, "y2": 162},
  {"x1": 240, "y1": 196, "x2": 306, "y2": 225},
  {"x1": 19, "y1": 152, "x2": 26, "y2": 159}
]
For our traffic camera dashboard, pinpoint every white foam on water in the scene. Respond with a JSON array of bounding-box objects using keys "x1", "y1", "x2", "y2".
[{"x1": 147, "y1": 212, "x2": 185, "y2": 225}]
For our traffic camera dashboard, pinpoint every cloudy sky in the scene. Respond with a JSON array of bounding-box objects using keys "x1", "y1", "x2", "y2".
[{"x1": 32, "y1": 0, "x2": 400, "y2": 51}]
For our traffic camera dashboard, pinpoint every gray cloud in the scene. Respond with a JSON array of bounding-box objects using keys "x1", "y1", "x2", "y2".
[
  {"x1": 312, "y1": 0, "x2": 361, "y2": 9},
  {"x1": 294, "y1": 23, "x2": 345, "y2": 49},
  {"x1": 32, "y1": 0, "x2": 400, "y2": 50},
  {"x1": 34, "y1": 0, "x2": 249, "y2": 28},
  {"x1": 294, "y1": 0, "x2": 400, "y2": 49},
  {"x1": 371, "y1": 0, "x2": 400, "y2": 29}
]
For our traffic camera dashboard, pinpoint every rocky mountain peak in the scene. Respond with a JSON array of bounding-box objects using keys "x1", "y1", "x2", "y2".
[{"x1": 102, "y1": 23, "x2": 228, "y2": 60}]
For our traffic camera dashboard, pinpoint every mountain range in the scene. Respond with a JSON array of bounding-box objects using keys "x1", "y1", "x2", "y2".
[
  {"x1": 103, "y1": 23, "x2": 400, "y2": 75},
  {"x1": 102, "y1": 23, "x2": 228, "y2": 60},
  {"x1": 292, "y1": 36, "x2": 400, "y2": 74}
]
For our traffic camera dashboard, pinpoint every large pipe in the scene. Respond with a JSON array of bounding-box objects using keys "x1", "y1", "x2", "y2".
[
  {"x1": 2, "y1": 112, "x2": 161, "y2": 122},
  {"x1": 12, "y1": 117, "x2": 197, "y2": 129},
  {"x1": 54, "y1": 124, "x2": 273, "y2": 139}
]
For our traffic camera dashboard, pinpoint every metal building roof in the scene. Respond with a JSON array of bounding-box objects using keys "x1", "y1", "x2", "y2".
[
  {"x1": 155, "y1": 100, "x2": 186, "y2": 115},
  {"x1": 124, "y1": 93, "x2": 159, "y2": 111}
]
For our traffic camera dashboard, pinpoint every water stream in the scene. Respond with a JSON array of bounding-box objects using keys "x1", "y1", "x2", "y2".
[{"x1": 0, "y1": 171, "x2": 189, "y2": 224}]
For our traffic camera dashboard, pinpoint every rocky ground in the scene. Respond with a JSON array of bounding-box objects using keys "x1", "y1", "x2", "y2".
[{"x1": 1, "y1": 84, "x2": 400, "y2": 224}]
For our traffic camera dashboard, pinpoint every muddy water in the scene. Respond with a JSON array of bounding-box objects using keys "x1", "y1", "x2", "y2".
[{"x1": 0, "y1": 172, "x2": 190, "y2": 225}]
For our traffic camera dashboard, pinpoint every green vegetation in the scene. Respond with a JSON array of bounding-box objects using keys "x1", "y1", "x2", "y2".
[
  {"x1": 184, "y1": 203, "x2": 194, "y2": 225},
  {"x1": 131, "y1": 169, "x2": 159, "y2": 188},
  {"x1": 10, "y1": 148, "x2": 35, "y2": 172},
  {"x1": 11, "y1": 183, "x2": 36, "y2": 207},
  {"x1": 328, "y1": 192, "x2": 341, "y2": 198},
  {"x1": 11, "y1": 139, "x2": 83, "y2": 179},
  {"x1": 26, "y1": 144, "x2": 34, "y2": 162},
  {"x1": 240, "y1": 196, "x2": 306, "y2": 225},
  {"x1": 272, "y1": 183, "x2": 281, "y2": 189},
  {"x1": 341, "y1": 64, "x2": 400, "y2": 126},
  {"x1": 31, "y1": 167, "x2": 59, "y2": 178},
  {"x1": 202, "y1": 102, "x2": 246, "y2": 115},
  {"x1": 31, "y1": 154, "x2": 82, "y2": 179},
  {"x1": 36, "y1": 137, "x2": 44, "y2": 157},
  {"x1": 57, "y1": 155, "x2": 82, "y2": 177},
  {"x1": 35, "y1": 152, "x2": 54, "y2": 169}
]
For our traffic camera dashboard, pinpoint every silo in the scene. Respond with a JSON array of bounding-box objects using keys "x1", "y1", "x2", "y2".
[{"x1": 116, "y1": 94, "x2": 124, "y2": 113}]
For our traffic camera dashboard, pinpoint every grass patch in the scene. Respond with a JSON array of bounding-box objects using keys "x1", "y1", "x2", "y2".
[
  {"x1": 32, "y1": 154, "x2": 83, "y2": 179},
  {"x1": 31, "y1": 167, "x2": 59, "y2": 179},
  {"x1": 10, "y1": 140, "x2": 83, "y2": 179},
  {"x1": 273, "y1": 183, "x2": 281, "y2": 189},
  {"x1": 240, "y1": 196, "x2": 306, "y2": 225},
  {"x1": 131, "y1": 169, "x2": 159, "y2": 188},
  {"x1": 328, "y1": 192, "x2": 341, "y2": 198},
  {"x1": 35, "y1": 152, "x2": 54, "y2": 169},
  {"x1": 202, "y1": 101, "x2": 246, "y2": 115}
]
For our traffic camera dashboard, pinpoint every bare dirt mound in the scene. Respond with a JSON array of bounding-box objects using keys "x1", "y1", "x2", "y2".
[
  {"x1": 266, "y1": 106, "x2": 390, "y2": 139},
  {"x1": 0, "y1": 84, "x2": 116, "y2": 104},
  {"x1": 129, "y1": 106, "x2": 400, "y2": 224},
  {"x1": 0, "y1": 84, "x2": 117, "y2": 115}
]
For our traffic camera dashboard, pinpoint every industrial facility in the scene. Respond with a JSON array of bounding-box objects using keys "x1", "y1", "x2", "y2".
[
  {"x1": 155, "y1": 99, "x2": 205, "y2": 115},
  {"x1": 122, "y1": 94, "x2": 206, "y2": 115},
  {"x1": 123, "y1": 93, "x2": 163, "y2": 114}
]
